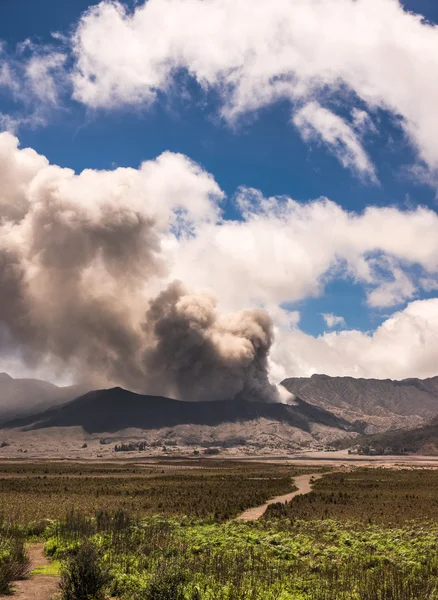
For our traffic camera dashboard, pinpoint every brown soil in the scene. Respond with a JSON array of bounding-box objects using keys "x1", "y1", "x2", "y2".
[
  {"x1": 235, "y1": 472, "x2": 324, "y2": 521},
  {"x1": 11, "y1": 544, "x2": 59, "y2": 600}
]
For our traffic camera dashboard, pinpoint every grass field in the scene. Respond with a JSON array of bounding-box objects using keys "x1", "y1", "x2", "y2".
[
  {"x1": 265, "y1": 467, "x2": 438, "y2": 524},
  {"x1": 1, "y1": 462, "x2": 438, "y2": 599},
  {"x1": 45, "y1": 504, "x2": 438, "y2": 599},
  {"x1": 0, "y1": 461, "x2": 314, "y2": 523}
]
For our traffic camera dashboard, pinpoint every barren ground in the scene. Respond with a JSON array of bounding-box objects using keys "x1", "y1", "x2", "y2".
[{"x1": 12, "y1": 544, "x2": 59, "y2": 600}]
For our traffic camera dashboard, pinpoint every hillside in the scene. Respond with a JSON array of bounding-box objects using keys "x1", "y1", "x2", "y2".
[
  {"x1": 281, "y1": 374, "x2": 438, "y2": 432},
  {"x1": 3, "y1": 386, "x2": 354, "y2": 434},
  {"x1": 354, "y1": 417, "x2": 438, "y2": 456},
  {"x1": 0, "y1": 373, "x2": 88, "y2": 420},
  {"x1": 0, "y1": 386, "x2": 361, "y2": 456}
]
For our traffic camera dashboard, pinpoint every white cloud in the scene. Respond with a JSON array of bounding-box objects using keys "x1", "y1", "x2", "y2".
[
  {"x1": 271, "y1": 298, "x2": 438, "y2": 381},
  {"x1": 64, "y1": 0, "x2": 438, "y2": 175},
  {"x1": 2, "y1": 133, "x2": 438, "y2": 318},
  {"x1": 351, "y1": 108, "x2": 377, "y2": 136},
  {"x1": 24, "y1": 52, "x2": 66, "y2": 106},
  {"x1": 420, "y1": 277, "x2": 438, "y2": 293},
  {"x1": 0, "y1": 133, "x2": 222, "y2": 228},
  {"x1": 293, "y1": 102, "x2": 377, "y2": 182},
  {"x1": 322, "y1": 313, "x2": 346, "y2": 329},
  {"x1": 0, "y1": 62, "x2": 18, "y2": 93},
  {"x1": 366, "y1": 259, "x2": 416, "y2": 308},
  {"x1": 171, "y1": 188, "x2": 438, "y2": 311},
  {"x1": 2, "y1": 132, "x2": 438, "y2": 382},
  {"x1": 0, "y1": 44, "x2": 66, "y2": 131}
]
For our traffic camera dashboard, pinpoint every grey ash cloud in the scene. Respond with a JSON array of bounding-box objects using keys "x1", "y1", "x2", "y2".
[
  {"x1": 0, "y1": 133, "x2": 279, "y2": 403},
  {"x1": 142, "y1": 281, "x2": 277, "y2": 402}
]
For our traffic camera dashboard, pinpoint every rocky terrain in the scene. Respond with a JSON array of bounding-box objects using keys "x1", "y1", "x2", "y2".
[
  {"x1": 282, "y1": 374, "x2": 438, "y2": 433},
  {"x1": 354, "y1": 416, "x2": 438, "y2": 456}
]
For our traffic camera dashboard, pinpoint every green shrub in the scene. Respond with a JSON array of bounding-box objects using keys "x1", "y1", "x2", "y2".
[
  {"x1": 141, "y1": 563, "x2": 187, "y2": 600},
  {"x1": 0, "y1": 533, "x2": 30, "y2": 594},
  {"x1": 59, "y1": 542, "x2": 110, "y2": 600}
]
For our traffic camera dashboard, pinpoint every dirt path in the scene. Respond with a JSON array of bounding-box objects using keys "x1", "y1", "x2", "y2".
[
  {"x1": 12, "y1": 543, "x2": 59, "y2": 600},
  {"x1": 235, "y1": 472, "x2": 324, "y2": 521}
]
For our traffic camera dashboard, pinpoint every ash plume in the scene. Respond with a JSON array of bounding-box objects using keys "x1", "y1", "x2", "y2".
[
  {"x1": 143, "y1": 281, "x2": 277, "y2": 402},
  {"x1": 0, "y1": 133, "x2": 278, "y2": 403}
]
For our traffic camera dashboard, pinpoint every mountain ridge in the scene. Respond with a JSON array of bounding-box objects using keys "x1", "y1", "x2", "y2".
[
  {"x1": 2, "y1": 386, "x2": 355, "y2": 435},
  {"x1": 281, "y1": 374, "x2": 438, "y2": 432},
  {"x1": 0, "y1": 373, "x2": 88, "y2": 421}
]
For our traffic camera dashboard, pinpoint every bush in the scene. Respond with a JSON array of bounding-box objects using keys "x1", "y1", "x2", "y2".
[
  {"x1": 59, "y1": 542, "x2": 110, "y2": 600},
  {"x1": 141, "y1": 563, "x2": 187, "y2": 600},
  {"x1": 26, "y1": 519, "x2": 51, "y2": 537},
  {"x1": 0, "y1": 560, "x2": 18, "y2": 594},
  {"x1": 0, "y1": 534, "x2": 30, "y2": 594}
]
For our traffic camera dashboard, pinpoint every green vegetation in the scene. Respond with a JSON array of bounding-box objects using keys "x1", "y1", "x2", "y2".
[
  {"x1": 31, "y1": 560, "x2": 60, "y2": 576},
  {"x1": 59, "y1": 542, "x2": 111, "y2": 600},
  {"x1": 0, "y1": 521, "x2": 29, "y2": 593},
  {"x1": 115, "y1": 442, "x2": 149, "y2": 452},
  {"x1": 3, "y1": 463, "x2": 438, "y2": 599},
  {"x1": 0, "y1": 461, "x2": 309, "y2": 523},
  {"x1": 265, "y1": 467, "x2": 438, "y2": 524},
  {"x1": 45, "y1": 509, "x2": 438, "y2": 599}
]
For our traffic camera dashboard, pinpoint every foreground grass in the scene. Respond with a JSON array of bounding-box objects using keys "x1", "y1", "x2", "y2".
[
  {"x1": 31, "y1": 560, "x2": 61, "y2": 576},
  {"x1": 3, "y1": 464, "x2": 438, "y2": 599},
  {"x1": 0, "y1": 521, "x2": 29, "y2": 594},
  {"x1": 45, "y1": 510, "x2": 438, "y2": 599}
]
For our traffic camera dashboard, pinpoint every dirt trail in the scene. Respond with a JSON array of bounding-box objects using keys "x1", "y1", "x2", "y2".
[
  {"x1": 12, "y1": 543, "x2": 59, "y2": 600},
  {"x1": 235, "y1": 472, "x2": 324, "y2": 521}
]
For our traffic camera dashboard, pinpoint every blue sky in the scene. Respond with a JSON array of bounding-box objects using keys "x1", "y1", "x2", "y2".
[{"x1": 1, "y1": 0, "x2": 438, "y2": 383}]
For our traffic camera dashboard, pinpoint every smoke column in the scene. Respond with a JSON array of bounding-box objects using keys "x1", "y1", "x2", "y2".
[
  {"x1": 143, "y1": 281, "x2": 276, "y2": 401},
  {"x1": 0, "y1": 133, "x2": 278, "y2": 402}
]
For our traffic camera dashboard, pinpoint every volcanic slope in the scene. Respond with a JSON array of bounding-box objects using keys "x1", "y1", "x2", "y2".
[
  {"x1": 1, "y1": 386, "x2": 358, "y2": 448},
  {"x1": 281, "y1": 374, "x2": 438, "y2": 432}
]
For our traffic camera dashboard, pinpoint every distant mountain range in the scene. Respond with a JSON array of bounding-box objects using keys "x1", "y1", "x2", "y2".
[
  {"x1": 1, "y1": 386, "x2": 356, "y2": 444},
  {"x1": 2, "y1": 372, "x2": 438, "y2": 454},
  {"x1": 281, "y1": 374, "x2": 438, "y2": 433},
  {"x1": 0, "y1": 372, "x2": 87, "y2": 421}
]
